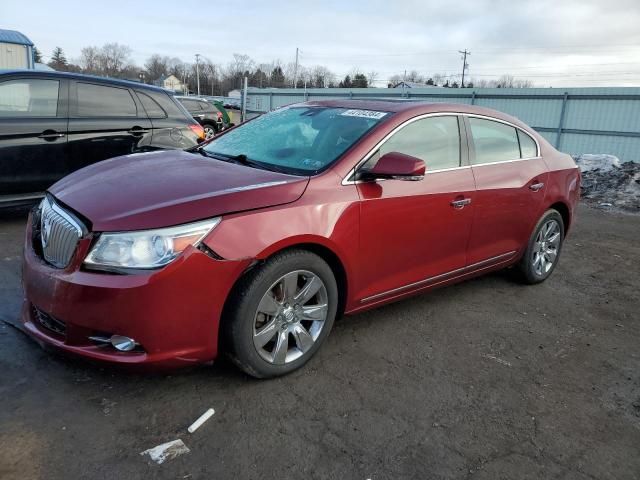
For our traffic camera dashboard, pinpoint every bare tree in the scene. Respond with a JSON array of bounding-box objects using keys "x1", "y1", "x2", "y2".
[
  {"x1": 97, "y1": 43, "x2": 132, "y2": 77},
  {"x1": 79, "y1": 46, "x2": 100, "y2": 74},
  {"x1": 144, "y1": 54, "x2": 170, "y2": 83},
  {"x1": 367, "y1": 70, "x2": 379, "y2": 87}
]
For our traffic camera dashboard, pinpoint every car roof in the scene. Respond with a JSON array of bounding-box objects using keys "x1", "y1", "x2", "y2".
[
  {"x1": 302, "y1": 99, "x2": 529, "y2": 129},
  {"x1": 0, "y1": 69, "x2": 170, "y2": 93}
]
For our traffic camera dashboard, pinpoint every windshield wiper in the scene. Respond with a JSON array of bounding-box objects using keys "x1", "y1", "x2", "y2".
[{"x1": 202, "y1": 150, "x2": 292, "y2": 174}]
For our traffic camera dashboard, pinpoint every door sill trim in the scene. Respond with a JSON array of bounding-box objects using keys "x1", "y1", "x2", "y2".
[{"x1": 360, "y1": 251, "x2": 517, "y2": 303}]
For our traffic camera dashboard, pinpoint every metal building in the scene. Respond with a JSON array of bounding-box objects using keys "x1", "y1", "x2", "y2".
[
  {"x1": 245, "y1": 87, "x2": 640, "y2": 162},
  {"x1": 0, "y1": 29, "x2": 35, "y2": 70}
]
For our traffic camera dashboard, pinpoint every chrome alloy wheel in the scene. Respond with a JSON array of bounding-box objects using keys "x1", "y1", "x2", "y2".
[
  {"x1": 532, "y1": 219, "x2": 561, "y2": 276},
  {"x1": 253, "y1": 270, "x2": 329, "y2": 365},
  {"x1": 203, "y1": 125, "x2": 216, "y2": 139}
]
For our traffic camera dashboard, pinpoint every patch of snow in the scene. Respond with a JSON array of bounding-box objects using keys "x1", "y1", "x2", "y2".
[{"x1": 574, "y1": 154, "x2": 621, "y2": 173}]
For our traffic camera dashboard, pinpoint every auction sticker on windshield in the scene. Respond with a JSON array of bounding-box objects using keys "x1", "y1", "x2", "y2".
[{"x1": 340, "y1": 109, "x2": 388, "y2": 119}]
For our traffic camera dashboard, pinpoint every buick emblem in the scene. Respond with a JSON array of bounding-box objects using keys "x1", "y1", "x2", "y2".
[{"x1": 41, "y1": 216, "x2": 52, "y2": 248}]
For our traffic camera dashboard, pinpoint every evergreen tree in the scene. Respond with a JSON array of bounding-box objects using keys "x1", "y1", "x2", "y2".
[
  {"x1": 33, "y1": 47, "x2": 43, "y2": 63},
  {"x1": 48, "y1": 47, "x2": 68, "y2": 71},
  {"x1": 339, "y1": 75, "x2": 352, "y2": 88},
  {"x1": 270, "y1": 66, "x2": 285, "y2": 88},
  {"x1": 352, "y1": 73, "x2": 368, "y2": 88}
]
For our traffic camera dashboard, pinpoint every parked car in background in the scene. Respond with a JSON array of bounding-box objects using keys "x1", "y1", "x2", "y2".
[
  {"x1": 21, "y1": 100, "x2": 580, "y2": 378},
  {"x1": 0, "y1": 70, "x2": 204, "y2": 206},
  {"x1": 176, "y1": 96, "x2": 232, "y2": 139}
]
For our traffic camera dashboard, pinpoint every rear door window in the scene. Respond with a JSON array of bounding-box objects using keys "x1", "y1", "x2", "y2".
[
  {"x1": 76, "y1": 83, "x2": 137, "y2": 117},
  {"x1": 469, "y1": 117, "x2": 520, "y2": 164},
  {"x1": 0, "y1": 78, "x2": 59, "y2": 117}
]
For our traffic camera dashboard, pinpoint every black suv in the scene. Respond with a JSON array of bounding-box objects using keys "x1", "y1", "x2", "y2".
[
  {"x1": 176, "y1": 96, "x2": 228, "y2": 139},
  {"x1": 0, "y1": 70, "x2": 204, "y2": 206}
]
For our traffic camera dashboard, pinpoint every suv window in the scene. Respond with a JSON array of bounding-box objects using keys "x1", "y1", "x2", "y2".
[
  {"x1": 180, "y1": 99, "x2": 201, "y2": 111},
  {"x1": 379, "y1": 115, "x2": 461, "y2": 170},
  {"x1": 137, "y1": 91, "x2": 167, "y2": 118},
  {"x1": 469, "y1": 117, "x2": 521, "y2": 164},
  {"x1": 199, "y1": 101, "x2": 213, "y2": 111},
  {"x1": 518, "y1": 129, "x2": 538, "y2": 158},
  {"x1": 0, "y1": 79, "x2": 59, "y2": 117},
  {"x1": 76, "y1": 83, "x2": 137, "y2": 117}
]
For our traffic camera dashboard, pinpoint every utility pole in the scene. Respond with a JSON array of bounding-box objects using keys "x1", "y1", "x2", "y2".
[
  {"x1": 195, "y1": 53, "x2": 201, "y2": 96},
  {"x1": 293, "y1": 47, "x2": 299, "y2": 89},
  {"x1": 459, "y1": 49, "x2": 470, "y2": 88}
]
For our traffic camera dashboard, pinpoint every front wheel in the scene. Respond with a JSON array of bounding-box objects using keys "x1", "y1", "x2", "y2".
[
  {"x1": 223, "y1": 250, "x2": 338, "y2": 378},
  {"x1": 518, "y1": 209, "x2": 565, "y2": 284}
]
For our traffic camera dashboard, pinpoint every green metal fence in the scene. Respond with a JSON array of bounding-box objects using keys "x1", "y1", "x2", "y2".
[{"x1": 244, "y1": 87, "x2": 640, "y2": 162}]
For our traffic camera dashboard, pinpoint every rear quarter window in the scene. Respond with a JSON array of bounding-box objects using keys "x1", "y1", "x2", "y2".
[
  {"x1": 136, "y1": 91, "x2": 167, "y2": 118},
  {"x1": 518, "y1": 129, "x2": 538, "y2": 158}
]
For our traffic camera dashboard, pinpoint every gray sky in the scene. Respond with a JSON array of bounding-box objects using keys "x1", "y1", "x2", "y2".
[{"x1": 3, "y1": 0, "x2": 640, "y2": 87}]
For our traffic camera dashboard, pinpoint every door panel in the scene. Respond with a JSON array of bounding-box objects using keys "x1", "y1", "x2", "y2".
[
  {"x1": 465, "y1": 116, "x2": 549, "y2": 264},
  {"x1": 0, "y1": 77, "x2": 69, "y2": 195},
  {"x1": 356, "y1": 168, "x2": 476, "y2": 302},
  {"x1": 68, "y1": 81, "x2": 152, "y2": 172},
  {"x1": 467, "y1": 160, "x2": 548, "y2": 263},
  {"x1": 354, "y1": 114, "x2": 475, "y2": 302}
]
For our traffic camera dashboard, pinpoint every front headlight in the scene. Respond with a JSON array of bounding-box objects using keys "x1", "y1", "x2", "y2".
[{"x1": 84, "y1": 217, "x2": 221, "y2": 270}]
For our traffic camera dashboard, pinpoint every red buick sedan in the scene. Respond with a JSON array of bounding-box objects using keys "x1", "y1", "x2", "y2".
[{"x1": 22, "y1": 100, "x2": 580, "y2": 377}]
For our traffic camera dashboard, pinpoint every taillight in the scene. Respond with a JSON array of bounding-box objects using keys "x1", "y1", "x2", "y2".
[
  {"x1": 189, "y1": 124, "x2": 205, "y2": 140},
  {"x1": 216, "y1": 112, "x2": 223, "y2": 119}
]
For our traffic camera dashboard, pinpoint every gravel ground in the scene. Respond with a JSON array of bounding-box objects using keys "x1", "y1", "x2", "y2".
[{"x1": 1, "y1": 204, "x2": 639, "y2": 480}]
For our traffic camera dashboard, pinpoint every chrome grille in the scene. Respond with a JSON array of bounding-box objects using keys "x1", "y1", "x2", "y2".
[{"x1": 40, "y1": 197, "x2": 84, "y2": 268}]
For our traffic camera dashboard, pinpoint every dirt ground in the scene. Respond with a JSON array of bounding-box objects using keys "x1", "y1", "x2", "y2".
[{"x1": 0, "y1": 204, "x2": 639, "y2": 480}]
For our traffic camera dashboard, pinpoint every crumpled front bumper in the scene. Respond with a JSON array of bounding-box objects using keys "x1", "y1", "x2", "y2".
[{"x1": 21, "y1": 213, "x2": 251, "y2": 369}]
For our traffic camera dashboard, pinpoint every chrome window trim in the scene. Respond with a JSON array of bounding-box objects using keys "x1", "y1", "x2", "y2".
[
  {"x1": 341, "y1": 112, "x2": 463, "y2": 186},
  {"x1": 470, "y1": 156, "x2": 542, "y2": 168},
  {"x1": 341, "y1": 111, "x2": 542, "y2": 185},
  {"x1": 464, "y1": 113, "x2": 541, "y2": 162}
]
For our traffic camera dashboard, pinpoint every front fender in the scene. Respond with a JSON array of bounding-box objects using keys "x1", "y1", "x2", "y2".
[{"x1": 201, "y1": 175, "x2": 361, "y2": 309}]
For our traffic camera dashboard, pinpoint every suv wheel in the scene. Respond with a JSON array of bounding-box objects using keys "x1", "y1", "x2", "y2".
[{"x1": 203, "y1": 123, "x2": 217, "y2": 139}]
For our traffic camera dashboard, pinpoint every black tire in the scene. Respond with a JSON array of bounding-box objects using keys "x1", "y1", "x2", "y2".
[
  {"x1": 518, "y1": 209, "x2": 565, "y2": 284},
  {"x1": 223, "y1": 250, "x2": 338, "y2": 378},
  {"x1": 202, "y1": 123, "x2": 217, "y2": 139}
]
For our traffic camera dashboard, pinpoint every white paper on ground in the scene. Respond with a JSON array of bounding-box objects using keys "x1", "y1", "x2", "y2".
[{"x1": 140, "y1": 439, "x2": 190, "y2": 464}]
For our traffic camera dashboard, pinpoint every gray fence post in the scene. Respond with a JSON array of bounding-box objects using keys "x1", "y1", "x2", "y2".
[
  {"x1": 556, "y1": 92, "x2": 569, "y2": 148},
  {"x1": 471, "y1": 91, "x2": 476, "y2": 105},
  {"x1": 269, "y1": 92, "x2": 273, "y2": 111}
]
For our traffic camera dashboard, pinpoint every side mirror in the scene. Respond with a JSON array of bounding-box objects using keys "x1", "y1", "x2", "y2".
[{"x1": 361, "y1": 152, "x2": 426, "y2": 181}]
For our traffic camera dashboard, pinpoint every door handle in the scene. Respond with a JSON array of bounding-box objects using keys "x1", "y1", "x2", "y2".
[
  {"x1": 127, "y1": 128, "x2": 149, "y2": 136},
  {"x1": 38, "y1": 131, "x2": 65, "y2": 140},
  {"x1": 450, "y1": 198, "x2": 472, "y2": 209},
  {"x1": 529, "y1": 182, "x2": 545, "y2": 192}
]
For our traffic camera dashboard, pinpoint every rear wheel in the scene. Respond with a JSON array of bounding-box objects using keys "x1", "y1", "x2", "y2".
[
  {"x1": 518, "y1": 209, "x2": 564, "y2": 284},
  {"x1": 224, "y1": 250, "x2": 338, "y2": 378},
  {"x1": 203, "y1": 123, "x2": 217, "y2": 139}
]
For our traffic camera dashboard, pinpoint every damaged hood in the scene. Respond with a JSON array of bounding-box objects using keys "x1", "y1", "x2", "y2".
[{"x1": 50, "y1": 150, "x2": 309, "y2": 231}]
